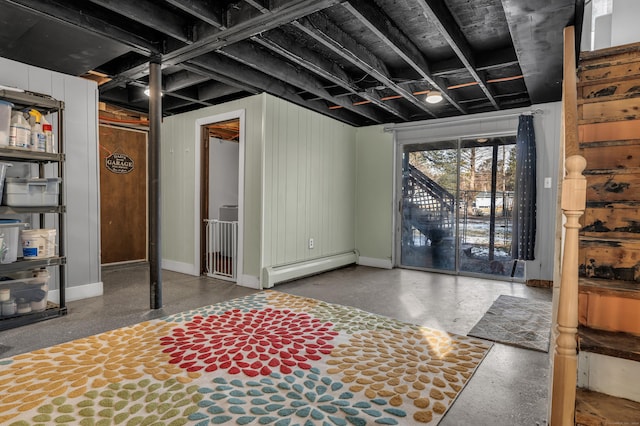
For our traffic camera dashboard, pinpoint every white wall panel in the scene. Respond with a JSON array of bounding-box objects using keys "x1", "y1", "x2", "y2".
[
  {"x1": 209, "y1": 138, "x2": 239, "y2": 220},
  {"x1": 0, "y1": 56, "x2": 101, "y2": 297},
  {"x1": 611, "y1": 0, "x2": 640, "y2": 47},
  {"x1": 63, "y1": 75, "x2": 100, "y2": 287}
]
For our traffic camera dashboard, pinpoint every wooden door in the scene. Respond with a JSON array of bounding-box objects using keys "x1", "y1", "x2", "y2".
[{"x1": 99, "y1": 125, "x2": 147, "y2": 264}]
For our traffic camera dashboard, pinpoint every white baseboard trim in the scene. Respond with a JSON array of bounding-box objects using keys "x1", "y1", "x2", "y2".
[
  {"x1": 237, "y1": 274, "x2": 261, "y2": 290},
  {"x1": 162, "y1": 259, "x2": 198, "y2": 276},
  {"x1": 578, "y1": 351, "x2": 640, "y2": 403},
  {"x1": 357, "y1": 256, "x2": 393, "y2": 269},
  {"x1": 263, "y1": 252, "x2": 357, "y2": 288},
  {"x1": 48, "y1": 281, "x2": 104, "y2": 303}
]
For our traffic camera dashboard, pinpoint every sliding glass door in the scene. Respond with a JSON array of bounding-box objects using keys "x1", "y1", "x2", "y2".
[
  {"x1": 399, "y1": 136, "x2": 523, "y2": 279},
  {"x1": 400, "y1": 140, "x2": 457, "y2": 271}
]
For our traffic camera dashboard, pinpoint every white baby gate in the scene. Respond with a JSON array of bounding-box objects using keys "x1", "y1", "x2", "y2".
[{"x1": 204, "y1": 219, "x2": 238, "y2": 281}]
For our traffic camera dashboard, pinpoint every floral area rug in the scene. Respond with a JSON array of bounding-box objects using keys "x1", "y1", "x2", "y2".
[{"x1": 0, "y1": 291, "x2": 492, "y2": 425}]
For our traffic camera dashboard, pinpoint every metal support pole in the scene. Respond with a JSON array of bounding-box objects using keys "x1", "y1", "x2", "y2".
[{"x1": 149, "y1": 57, "x2": 162, "y2": 309}]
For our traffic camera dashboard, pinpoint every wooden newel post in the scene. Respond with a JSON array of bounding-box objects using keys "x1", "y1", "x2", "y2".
[{"x1": 551, "y1": 154, "x2": 587, "y2": 425}]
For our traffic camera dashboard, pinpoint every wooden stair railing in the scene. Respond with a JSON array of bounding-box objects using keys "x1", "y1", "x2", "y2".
[
  {"x1": 551, "y1": 155, "x2": 586, "y2": 425},
  {"x1": 550, "y1": 25, "x2": 586, "y2": 425}
]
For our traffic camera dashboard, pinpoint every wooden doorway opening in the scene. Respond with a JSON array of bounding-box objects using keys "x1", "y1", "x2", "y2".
[{"x1": 200, "y1": 118, "x2": 240, "y2": 277}]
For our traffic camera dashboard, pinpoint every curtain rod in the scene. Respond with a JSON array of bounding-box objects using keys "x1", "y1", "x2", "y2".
[
  {"x1": 520, "y1": 108, "x2": 544, "y2": 116},
  {"x1": 384, "y1": 107, "x2": 545, "y2": 132}
]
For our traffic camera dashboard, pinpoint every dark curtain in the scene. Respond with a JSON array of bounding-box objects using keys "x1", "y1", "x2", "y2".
[{"x1": 511, "y1": 114, "x2": 537, "y2": 260}]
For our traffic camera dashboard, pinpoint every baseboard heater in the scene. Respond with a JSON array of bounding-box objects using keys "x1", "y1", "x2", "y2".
[{"x1": 262, "y1": 251, "x2": 357, "y2": 288}]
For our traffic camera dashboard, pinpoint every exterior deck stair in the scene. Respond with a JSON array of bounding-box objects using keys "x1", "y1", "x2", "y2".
[
  {"x1": 574, "y1": 42, "x2": 640, "y2": 423},
  {"x1": 402, "y1": 164, "x2": 455, "y2": 239}
]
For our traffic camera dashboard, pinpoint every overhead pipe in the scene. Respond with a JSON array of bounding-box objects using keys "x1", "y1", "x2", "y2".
[{"x1": 328, "y1": 75, "x2": 525, "y2": 109}]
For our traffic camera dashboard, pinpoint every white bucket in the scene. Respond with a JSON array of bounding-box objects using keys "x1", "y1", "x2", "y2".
[{"x1": 20, "y1": 229, "x2": 56, "y2": 258}]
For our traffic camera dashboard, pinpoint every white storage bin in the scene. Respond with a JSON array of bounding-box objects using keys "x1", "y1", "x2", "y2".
[
  {"x1": 0, "y1": 273, "x2": 49, "y2": 315},
  {"x1": 0, "y1": 100, "x2": 12, "y2": 146},
  {"x1": 0, "y1": 220, "x2": 25, "y2": 263},
  {"x1": 0, "y1": 162, "x2": 11, "y2": 201},
  {"x1": 3, "y1": 177, "x2": 60, "y2": 206}
]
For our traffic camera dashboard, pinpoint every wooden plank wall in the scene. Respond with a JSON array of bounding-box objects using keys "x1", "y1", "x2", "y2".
[{"x1": 578, "y1": 43, "x2": 640, "y2": 283}]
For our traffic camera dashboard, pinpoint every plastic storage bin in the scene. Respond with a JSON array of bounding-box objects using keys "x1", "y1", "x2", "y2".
[
  {"x1": 219, "y1": 205, "x2": 238, "y2": 221},
  {"x1": 0, "y1": 161, "x2": 11, "y2": 201},
  {"x1": 3, "y1": 177, "x2": 60, "y2": 206},
  {"x1": 0, "y1": 219, "x2": 24, "y2": 263},
  {"x1": 0, "y1": 100, "x2": 13, "y2": 146},
  {"x1": 0, "y1": 273, "x2": 49, "y2": 316}
]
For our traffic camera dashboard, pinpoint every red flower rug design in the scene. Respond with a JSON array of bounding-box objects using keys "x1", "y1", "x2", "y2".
[{"x1": 160, "y1": 308, "x2": 338, "y2": 376}]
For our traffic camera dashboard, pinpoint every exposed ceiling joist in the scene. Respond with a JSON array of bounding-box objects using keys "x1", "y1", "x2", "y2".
[
  {"x1": 476, "y1": 47, "x2": 520, "y2": 71},
  {"x1": 191, "y1": 52, "x2": 365, "y2": 126},
  {"x1": 164, "y1": 0, "x2": 225, "y2": 29},
  {"x1": 88, "y1": 0, "x2": 193, "y2": 43},
  {"x1": 180, "y1": 62, "x2": 260, "y2": 95},
  {"x1": 164, "y1": 90, "x2": 213, "y2": 107},
  {"x1": 0, "y1": 0, "x2": 578, "y2": 125},
  {"x1": 218, "y1": 41, "x2": 385, "y2": 123},
  {"x1": 244, "y1": 0, "x2": 269, "y2": 14},
  {"x1": 98, "y1": 61, "x2": 159, "y2": 93},
  {"x1": 254, "y1": 30, "x2": 408, "y2": 121},
  {"x1": 197, "y1": 81, "x2": 243, "y2": 101},
  {"x1": 415, "y1": 0, "x2": 499, "y2": 109},
  {"x1": 245, "y1": 5, "x2": 409, "y2": 120},
  {"x1": 341, "y1": 0, "x2": 465, "y2": 114},
  {"x1": 293, "y1": 14, "x2": 436, "y2": 118},
  {"x1": 162, "y1": 0, "x2": 341, "y2": 65},
  {"x1": 164, "y1": 70, "x2": 210, "y2": 92}
]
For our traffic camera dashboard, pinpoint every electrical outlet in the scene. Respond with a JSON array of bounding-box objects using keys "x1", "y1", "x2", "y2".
[
  {"x1": 309, "y1": 238, "x2": 314, "y2": 249},
  {"x1": 544, "y1": 177, "x2": 552, "y2": 188}
]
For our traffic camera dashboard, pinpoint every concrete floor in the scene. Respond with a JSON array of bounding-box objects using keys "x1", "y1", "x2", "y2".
[{"x1": 0, "y1": 263, "x2": 552, "y2": 425}]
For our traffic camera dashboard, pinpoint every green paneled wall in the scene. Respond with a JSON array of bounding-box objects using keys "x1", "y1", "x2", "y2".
[
  {"x1": 262, "y1": 95, "x2": 356, "y2": 268},
  {"x1": 161, "y1": 95, "x2": 263, "y2": 278},
  {"x1": 355, "y1": 125, "x2": 394, "y2": 264}
]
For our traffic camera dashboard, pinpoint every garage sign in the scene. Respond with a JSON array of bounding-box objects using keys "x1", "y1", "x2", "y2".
[{"x1": 106, "y1": 153, "x2": 134, "y2": 174}]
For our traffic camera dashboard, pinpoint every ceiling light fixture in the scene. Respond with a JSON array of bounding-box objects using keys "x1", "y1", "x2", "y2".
[
  {"x1": 144, "y1": 88, "x2": 163, "y2": 97},
  {"x1": 425, "y1": 90, "x2": 443, "y2": 104},
  {"x1": 477, "y1": 138, "x2": 489, "y2": 143}
]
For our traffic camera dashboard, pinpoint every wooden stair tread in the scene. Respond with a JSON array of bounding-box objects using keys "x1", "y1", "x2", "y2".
[
  {"x1": 579, "y1": 277, "x2": 640, "y2": 299},
  {"x1": 577, "y1": 73, "x2": 640, "y2": 89},
  {"x1": 578, "y1": 326, "x2": 640, "y2": 362},
  {"x1": 579, "y1": 119, "x2": 640, "y2": 144},
  {"x1": 583, "y1": 167, "x2": 640, "y2": 175},
  {"x1": 578, "y1": 92, "x2": 640, "y2": 105},
  {"x1": 576, "y1": 388, "x2": 640, "y2": 426},
  {"x1": 579, "y1": 138, "x2": 640, "y2": 148},
  {"x1": 579, "y1": 41, "x2": 640, "y2": 63},
  {"x1": 580, "y1": 235, "x2": 640, "y2": 243},
  {"x1": 579, "y1": 116, "x2": 640, "y2": 125},
  {"x1": 586, "y1": 201, "x2": 640, "y2": 208}
]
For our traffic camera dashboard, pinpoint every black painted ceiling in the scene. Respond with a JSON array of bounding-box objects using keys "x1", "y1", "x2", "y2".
[{"x1": 0, "y1": 0, "x2": 583, "y2": 126}]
